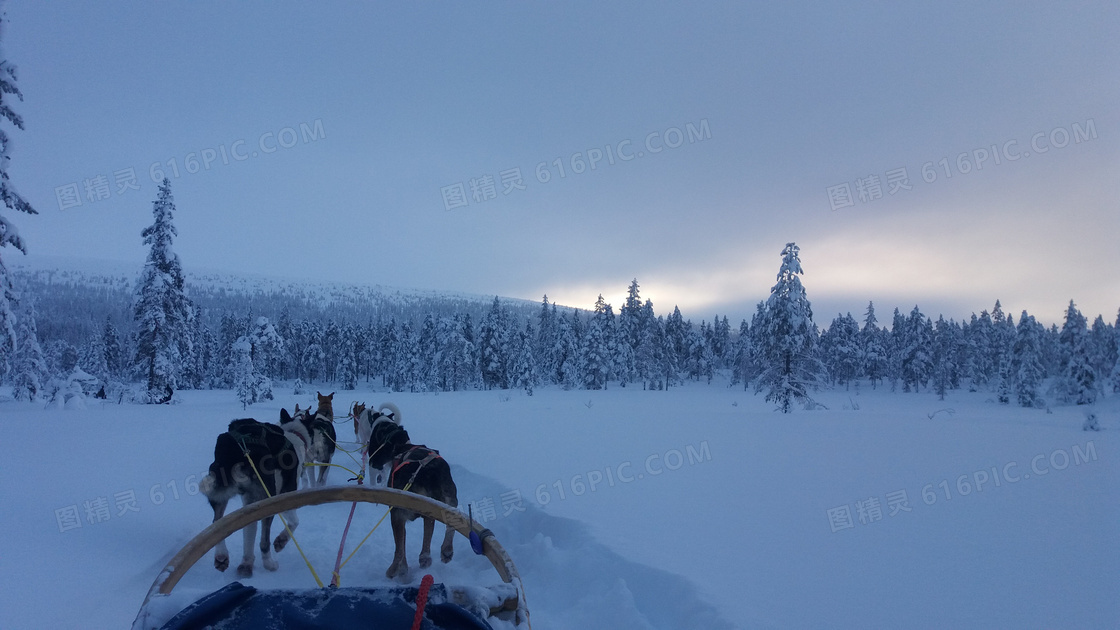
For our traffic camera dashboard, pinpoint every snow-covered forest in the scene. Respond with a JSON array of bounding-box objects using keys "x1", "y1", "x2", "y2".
[{"x1": 3, "y1": 184, "x2": 1117, "y2": 413}]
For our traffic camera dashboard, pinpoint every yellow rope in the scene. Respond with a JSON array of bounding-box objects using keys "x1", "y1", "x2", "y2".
[
  {"x1": 324, "y1": 432, "x2": 366, "y2": 467},
  {"x1": 241, "y1": 448, "x2": 324, "y2": 588},
  {"x1": 337, "y1": 481, "x2": 411, "y2": 572},
  {"x1": 303, "y1": 461, "x2": 362, "y2": 480}
]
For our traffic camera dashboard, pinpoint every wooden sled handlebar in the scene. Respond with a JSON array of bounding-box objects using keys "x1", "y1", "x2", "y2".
[{"x1": 144, "y1": 486, "x2": 522, "y2": 596}]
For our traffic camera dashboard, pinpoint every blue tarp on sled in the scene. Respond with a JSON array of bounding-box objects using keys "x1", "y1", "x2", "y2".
[{"x1": 159, "y1": 581, "x2": 493, "y2": 630}]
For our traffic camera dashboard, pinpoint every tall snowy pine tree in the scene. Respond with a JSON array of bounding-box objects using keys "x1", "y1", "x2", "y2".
[
  {"x1": 755, "y1": 243, "x2": 825, "y2": 412},
  {"x1": 132, "y1": 178, "x2": 194, "y2": 402},
  {"x1": 1058, "y1": 300, "x2": 1097, "y2": 404},
  {"x1": 0, "y1": 11, "x2": 35, "y2": 368},
  {"x1": 1011, "y1": 311, "x2": 1045, "y2": 408},
  {"x1": 10, "y1": 298, "x2": 46, "y2": 401}
]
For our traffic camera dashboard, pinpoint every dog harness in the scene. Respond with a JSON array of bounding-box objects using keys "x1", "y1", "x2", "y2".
[
  {"x1": 388, "y1": 445, "x2": 442, "y2": 488},
  {"x1": 228, "y1": 419, "x2": 286, "y2": 450},
  {"x1": 288, "y1": 428, "x2": 310, "y2": 451}
]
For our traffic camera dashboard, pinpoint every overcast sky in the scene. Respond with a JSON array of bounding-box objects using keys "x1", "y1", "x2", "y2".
[{"x1": 4, "y1": 1, "x2": 1118, "y2": 326}]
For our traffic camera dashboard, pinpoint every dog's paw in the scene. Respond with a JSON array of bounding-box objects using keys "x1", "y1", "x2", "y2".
[
  {"x1": 214, "y1": 554, "x2": 229, "y2": 572},
  {"x1": 273, "y1": 533, "x2": 289, "y2": 552},
  {"x1": 236, "y1": 562, "x2": 254, "y2": 578},
  {"x1": 385, "y1": 560, "x2": 408, "y2": 580},
  {"x1": 441, "y1": 545, "x2": 454, "y2": 564},
  {"x1": 418, "y1": 552, "x2": 432, "y2": 568},
  {"x1": 263, "y1": 556, "x2": 279, "y2": 572}
]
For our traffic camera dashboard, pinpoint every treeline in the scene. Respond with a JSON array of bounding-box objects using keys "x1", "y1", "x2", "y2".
[
  {"x1": 3, "y1": 177, "x2": 1117, "y2": 413},
  {"x1": 8, "y1": 274, "x2": 1120, "y2": 409}
]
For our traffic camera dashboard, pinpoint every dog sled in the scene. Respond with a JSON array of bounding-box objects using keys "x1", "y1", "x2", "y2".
[{"x1": 131, "y1": 486, "x2": 530, "y2": 630}]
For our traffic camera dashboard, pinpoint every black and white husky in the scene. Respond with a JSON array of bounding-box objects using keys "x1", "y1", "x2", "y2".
[
  {"x1": 198, "y1": 410, "x2": 310, "y2": 577},
  {"x1": 356, "y1": 403, "x2": 458, "y2": 579},
  {"x1": 352, "y1": 401, "x2": 403, "y2": 457}
]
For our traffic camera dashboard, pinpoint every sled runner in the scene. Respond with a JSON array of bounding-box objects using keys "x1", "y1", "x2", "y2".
[{"x1": 132, "y1": 486, "x2": 529, "y2": 630}]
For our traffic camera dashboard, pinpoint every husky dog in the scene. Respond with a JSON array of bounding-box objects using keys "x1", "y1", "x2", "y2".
[
  {"x1": 295, "y1": 392, "x2": 337, "y2": 487},
  {"x1": 352, "y1": 401, "x2": 403, "y2": 454},
  {"x1": 198, "y1": 411, "x2": 310, "y2": 577},
  {"x1": 362, "y1": 406, "x2": 458, "y2": 579}
]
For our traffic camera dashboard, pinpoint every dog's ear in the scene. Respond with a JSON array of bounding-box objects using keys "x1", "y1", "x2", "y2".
[
  {"x1": 280, "y1": 408, "x2": 292, "y2": 423},
  {"x1": 294, "y1": 403, "x2": 301, "y2": 413},
  {"x1": 327, "y1": 392, "x2": 335, "y2": 400}
]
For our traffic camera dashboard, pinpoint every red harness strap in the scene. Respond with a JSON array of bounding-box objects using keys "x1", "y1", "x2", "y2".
[{"x1": 389, "y1": 446, "x2": 442, "y2": 488}]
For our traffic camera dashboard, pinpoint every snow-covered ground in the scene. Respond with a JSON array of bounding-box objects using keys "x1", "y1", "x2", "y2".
[{"x1": 0, "y1": 380, "x2": 1116, "y2": 629}]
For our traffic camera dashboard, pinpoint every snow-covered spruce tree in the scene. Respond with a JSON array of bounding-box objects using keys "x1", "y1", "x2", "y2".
[
  {"x1": 730, "y1": 318, "x2": 750, "y2": 389},
  {"x1": 101, "y1": 315, "x2": 123, "y2": 381},
  {"x1": 664, "y1": 306, "x2": 688, "y2": 379},
  {"x1": 579, "y1": 295, "x2": 611, "y2": 390},
  {"x1": 321, "y1": 319, "x2": 342, "y2": 383},
  {"x1": 336, "y1": 325, "x2": 358, "y2": 390},
  {"x1": 276, "y1": 308, "x2": 295, "y2": 380},
  {"x1": 1112, "y1": 308, "x2": 1120, "y2": 393},
  {"x1": 1065, "y1": 335, "x2": 1099, "y2": 405},
  {"x1": 509, "y1": 319, "x2": 537, "y2": 395},
  {"x1": 391, "y1": 321, "x2": 417, "y2": 393},
  {"x1": 635, "y1": 300, "x2": 662, "y2": 389},
  {"x1": 215, "y1": 312, "x2": 244, "y2": 387},
  {"x1": 1012, "y1": 311, "x2": 1045, "y2": 408},
  {"x1": 754, "y1": 243, "x2": 825, "y2": 412},
  {"x1": 861, "y1": 302, "x2": 887, "y2": 389},
  {"x1": 1088, "y1": 315, "x2": 1116, "y2": 387},
  {"x1": 996, "y1": 354, "x2": 1012, "y2": 404},
  {"x1": 900, "y1": 306, "x2": 933, "y2": 393},
  {"x1": 377, "y1": 317, "x2": 399, "y2": 388},
  {"x1": 479, "y1": 297, "x2": 512, "y2": 389},
  {"x1": 616, "y1": 280, "x2": 643, "y2": 384},
  {"x1": 0, "y1": 9, "x2": 36, "y2": 367},
  {"x1": 191, "y1": 314, "x2": 217, "y2": 389},
  {"x1": 10, "y1": 299, "x2": 46, "y2": 401},
  {"x1": 823, "y1": 312, "x2": 861, "y2": 389},
  {"x1": 232, "y1": 336, "x2": 271, "y2": 407},
  {"x1": 459, "y1": 313, "x2": 480, "y2": 388},
  {"x1": 302, "y1": 334, "x2": 325, "y2": 385},
  {"x1": 132, "y1": 178, "x2": 194, "y2": 403},
  {"x1": 175, "y1": 304, "x2": 205, "y2": 390},
  {"x1": 887, "y1": 307, "x2": 906, "y2": 391},
  {"x1": 990, "y1": 300, "x2": 1013, "y2": 375},
  {"x1": 232, "y1": 337, "x2": 254, "y2": 407},
  {"x1": 711, "y1": 316, "x2": 731, "y2": 371},
  {"x1": 78, "y1": 332, "x2": 108, "y2": 386},
  {"x1": 433, "y1": 317, "x2": 457, "y2": 391},
  {"x1": 685, "y1": 323, "x2": 714, "y2": 384},
  {"x1": 975, "y1": 310, "x2": 999, "y2": 389},
  {"x1": 534, "y1": 296, "x2": 557, "y2": 385},
  {"x1": 248, "y1": 316, "x2": 285, "y2": 380},
  {"x1": 416, "y1": 314, "x2": 439, "y2": 391},
  {"x1": 554, "y1": 311, "x2": 580, "y2": 390},
  {"x1": 930, "y1": 315, "x2": 957, "y2": 400},
  {"x1": 732, "y1": 301, "x2": 767, "y2": 390},
  {"x1": 1057, "y1": 300, "x2": 1098, "y2": 404}
]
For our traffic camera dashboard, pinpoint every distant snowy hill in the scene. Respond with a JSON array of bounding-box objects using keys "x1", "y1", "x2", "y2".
[{"x1": 10, "y1": 254, "x2": 547, "y2": 331}]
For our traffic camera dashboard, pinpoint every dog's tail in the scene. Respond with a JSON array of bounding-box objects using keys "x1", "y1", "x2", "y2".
[
  {"x1": 199, "y1": 472, "x2": 217, "y2": 496},
  {"x1": 378, "y1": 402, "x2": 402, "y2": 425},
  {"x1": 200, "y1": 432, "x2": 242, "y2": 497}
]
